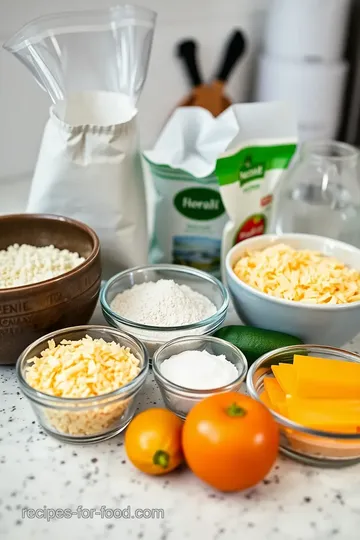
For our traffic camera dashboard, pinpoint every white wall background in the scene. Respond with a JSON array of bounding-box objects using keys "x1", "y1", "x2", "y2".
[{"x1": 0, "y1": 0, "x2": 268, "y2": 210}]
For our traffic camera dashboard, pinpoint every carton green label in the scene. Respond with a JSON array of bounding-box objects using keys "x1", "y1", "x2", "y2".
[
  {"x1": 174, "y1": 188, "x2": 225, "y2": 221},
  {"x1": 239, "y1": 156, "x2": 265, "y2": 186},
  {"x1": 216, "y1": 143, "x2": 297, "y2": 187}
]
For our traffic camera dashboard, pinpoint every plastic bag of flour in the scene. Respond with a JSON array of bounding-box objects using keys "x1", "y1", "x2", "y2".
[
  {"x1": 215, "y1": 102, "x2": 298, "y2": 277},
  {"x1": 4, "y1": 6, "x2": 156, "y2": 279},
  {"x1": 144, "y1": 107, "x2": 239, "y2": 278}
]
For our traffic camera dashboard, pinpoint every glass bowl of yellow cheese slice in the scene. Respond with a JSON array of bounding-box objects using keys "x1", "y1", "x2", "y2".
[{"x1": 247, "y1": 344, "x2": 360, "y2": 467}]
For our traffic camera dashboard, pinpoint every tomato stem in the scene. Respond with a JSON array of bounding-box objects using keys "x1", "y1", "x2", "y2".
[
  {"x1": 227, "y1": 402, "x2": 247, "y2": 417},
  {"x1": 153, "y1": 450, "x2": 170, "y2": 469}
]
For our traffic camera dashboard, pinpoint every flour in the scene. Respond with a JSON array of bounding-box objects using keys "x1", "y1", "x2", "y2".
[
  {"x1": 110, "y1": 279, "x2": 216, "y2": 327},
  {"x1": 160, "y1": 349, "x2": 238, "y2": 390}
]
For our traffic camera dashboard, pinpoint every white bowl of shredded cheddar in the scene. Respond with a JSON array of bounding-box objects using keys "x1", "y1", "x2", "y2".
[
  {"x1": 16, "y1": 326, "x2": 149, "y2": 443},
  {"x1": 226, "y1": 234, "x2": 360, "y2": 347}
]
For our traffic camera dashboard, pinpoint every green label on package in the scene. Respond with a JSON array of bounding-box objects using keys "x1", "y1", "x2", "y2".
[{"x1": 216, "y1": 144, "x2": 296, "y2": 187}]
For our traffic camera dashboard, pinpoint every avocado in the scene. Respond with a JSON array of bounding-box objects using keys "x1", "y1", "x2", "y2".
[{"x1": 213, "y1": 325, "x2": 303, "y2": 367}]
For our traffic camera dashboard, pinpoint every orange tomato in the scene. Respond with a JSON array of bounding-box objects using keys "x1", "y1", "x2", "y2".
[
  {"x1": 125, "y1": 408, "x2": 184, "y2": 475},
  {"x1": 182, "y1": 392, "x2": 279, "y2": 492}
]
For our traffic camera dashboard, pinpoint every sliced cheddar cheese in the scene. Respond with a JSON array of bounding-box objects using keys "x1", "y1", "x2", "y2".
[
  {"x1": 293, "y1": 354, "x2": 360, "y2": 399},
  {"x1": 260, "y1": 389, "x2": 272, "y2": 409},
  {"x1": 286, "y1": 396, "x2": 360, "y2": 433},
  {"x1": 271, "y1": 363, "x2": 296, "y2": 396},
  {"x1": 264, "y1": 377, "x2": 286, "y2": 414}
]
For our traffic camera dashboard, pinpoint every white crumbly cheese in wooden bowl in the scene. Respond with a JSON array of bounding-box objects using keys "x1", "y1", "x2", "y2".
[
  {"x1": 233, "y1": 243, "x2": 360, "y2": 305},
  {"x1": 25, "y1": 336, "x2": 141, "y2": 436},
  {"x1": 0, "y1": 244, "x2": 85, "y2": 288}
]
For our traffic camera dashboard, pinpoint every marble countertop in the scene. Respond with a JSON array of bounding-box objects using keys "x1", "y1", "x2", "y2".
[{"x1": 1, "y1": 304, "x2": 360, "y2": 540}]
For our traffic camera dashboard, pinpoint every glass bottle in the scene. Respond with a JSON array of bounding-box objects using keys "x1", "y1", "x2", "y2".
[{"x1": 271, "y1": 141, "x2": 360, "y2": 247}]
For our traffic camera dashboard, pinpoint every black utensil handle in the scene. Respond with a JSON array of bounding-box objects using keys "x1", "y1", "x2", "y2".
[
  {"x1": 216, "y1": 30, "x2": 247, "y2": 82},
  {"x1": 177, "y1": 39, "x2": 203, "y2": 87}
]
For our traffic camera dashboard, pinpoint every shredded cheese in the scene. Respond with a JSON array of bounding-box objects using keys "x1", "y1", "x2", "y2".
[
  {"x1": 25, "y1": 336, "x2": 141, "y2": 436},
  {"x1": 233, "y1": 243, "x2": 360, "y2": 305}
]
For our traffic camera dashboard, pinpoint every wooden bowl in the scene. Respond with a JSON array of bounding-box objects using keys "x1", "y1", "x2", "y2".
[{"x1": 0, "y1": 214, "x2": 101, "y2": 364}]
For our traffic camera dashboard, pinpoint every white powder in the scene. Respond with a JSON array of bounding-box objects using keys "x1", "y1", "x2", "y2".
[
  {"x1": 160, "y1": 349, "x2": 239, "y2": 390},
  {"x1": 110, "y1": 279, "x2": 216, "y2": 327}
]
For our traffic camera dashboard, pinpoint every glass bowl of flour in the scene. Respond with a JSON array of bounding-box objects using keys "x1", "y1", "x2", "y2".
[{"x1": 100, "y1": 264, "x2": 229, "y2": 356}]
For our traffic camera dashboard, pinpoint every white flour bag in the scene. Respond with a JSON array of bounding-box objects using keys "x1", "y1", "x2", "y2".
[{"x1": 4, "y1": 6, "x2": 156, "y2": 279}]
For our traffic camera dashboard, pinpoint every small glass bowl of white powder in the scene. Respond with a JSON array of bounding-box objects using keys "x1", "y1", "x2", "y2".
[
  {"x1": 100, "y1": 265, "x2": 229, "y2": 356},
  {"x1": 152, "y1": 335, "x2": 248, "y2": 418}
]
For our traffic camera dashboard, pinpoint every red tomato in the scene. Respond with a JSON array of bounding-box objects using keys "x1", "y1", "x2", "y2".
[{"x1": 182, "y1": 392, "x2": 279, "y2": 492}]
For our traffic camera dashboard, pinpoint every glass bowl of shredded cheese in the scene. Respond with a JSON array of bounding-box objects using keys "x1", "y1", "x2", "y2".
[
  {"x1": 226, "y1": 233, "x2": 360, "y2": 347},
  {"x1": 16, "y1": 326, "x2": 149, "y2": 443},
  {"x1": 247, "y1": 344, "x2": 360, "y2": 467}
]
